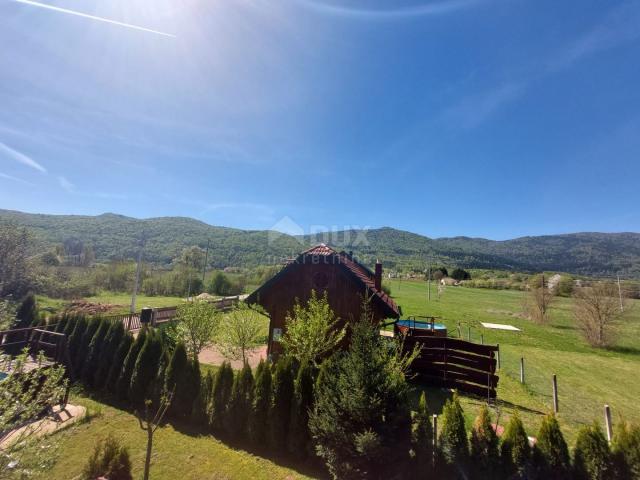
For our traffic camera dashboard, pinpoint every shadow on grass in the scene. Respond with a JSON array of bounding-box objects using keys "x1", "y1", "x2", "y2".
[
  {"x1": 495, "y1": 398, "x2": 545, "y2": 416},
  {"x1": 605, "y1": 345, "x2": 640, "y2": 356},
  {"x1": 78, "y1": 387, "x2": 329, "y2": 479},
  {"x1": 551, "y1": 324, "x2": 576, "y2": 331}
]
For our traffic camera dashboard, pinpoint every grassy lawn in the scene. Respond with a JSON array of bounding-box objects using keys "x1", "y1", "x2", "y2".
[
  {"x1": 36, "y1": 293, "x2": 186, "y2": 316},
  {"x1": 38, "y1": 396, "x2": 319, "y2": 480},
  {"x1": 391, "y1": 280, "x2": 640, "y2": 442}
]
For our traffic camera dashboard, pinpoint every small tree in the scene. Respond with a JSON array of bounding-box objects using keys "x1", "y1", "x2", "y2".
[
  {"x1": 411, "y1": 392, "x2": 433, "y2": 472},
  {"x1": 82, "y1": 319, "x2": 111, "y2": 387},
  {"x1": 192, "y1": 370, "x2": 214, "y2": 425},
  {"x1": 82, "y1": 434, "x2": 133, "y2": 480},
  {"x1": 95, "y1": 321, "x2": 125, "y2": 390},
  {"x1": 136, "y1": 393, "x2": 174, "y2": 480},
  {"x1": 15, "y1": 293, "x2": 38, "y2": 327},
  {"x1": 74, "y1": 318, "x2": 100, "y2": 372},
  {"x1": 225, "y1": 361, "x2": 254, "y2": 438},
  {"x1": 268, "y1": 359, "x2": 295, "y2": 449},
  {"x1": 469, "y1": 404, "x2": 499, "y2": 479},
  {"x1": 117, "y1": 329, "x2": 148, "y2": 399},
  {"x1": 171, "y1": 301, "x2": 220, "y2": 359},
  {"x1": 573, "y1": 423, "x2": 612, "y2": 480},
  {"x1": 439, "y1": 393, "x2": 468, "y2": 468},
  {"x1": 536, "y1": 414, "x2": 570, "y2": 479},
  {"x1": 611, "y1": 420, "x2": 640, "y2": 479},
  {"x1": 67, "y1": 316, "x2": 88, "y2": 368},
  {"x1": 165, "y1": 342, "x2": 196, "y2": 418},
  {"x1": 500, "y1": 412, "x2": 530, "y2": 479},
  {"x1": 217, "y1": 303, "x2": 264, "y2": 363},
  {"x1": 280, "y1": 290, "x2": 346, "y2": 367},
  {"x1": 249, "y1": 359, "x2": 271, "y2": 444},
  {"x1": 287, "y1": 361, "x2": 315, "y2": 457},
  {"x1": 450, "y1": 268, "x2": 470, "y2": 281},
  {"x1": 574, "y1": 282, "x2": 628, "y2": 348},
  {"x1": 526, "y1": 274, "x2": 554, "y2": 324}
]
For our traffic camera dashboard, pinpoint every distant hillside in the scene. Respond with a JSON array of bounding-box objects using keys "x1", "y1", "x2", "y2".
[{"x1": 1, "y1": 209, "x2": 638, "y2": 277}]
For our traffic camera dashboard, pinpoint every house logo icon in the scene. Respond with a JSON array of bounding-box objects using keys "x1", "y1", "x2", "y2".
[{"x1": 268, "y1": 216, "x2": 305, "y2": 246}]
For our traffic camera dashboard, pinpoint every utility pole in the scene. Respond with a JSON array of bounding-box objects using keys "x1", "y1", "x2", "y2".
[
  {"x1": 617, "y1": 274, "x2": 624, "y2": 312},
  {"x1": 202, "y1": 238, "x2": 210, "y2": 284},
  {"x1": 428, "y1": 263, "x2": 432, "y2": 301},
  {"x1": 130, "y1": 233, "x2": 146, "y2": 314}
]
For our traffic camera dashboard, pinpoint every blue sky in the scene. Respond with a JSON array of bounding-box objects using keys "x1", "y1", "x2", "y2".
[{"x1": 1, "y1": 0, "x2": 639, "y2": 239}]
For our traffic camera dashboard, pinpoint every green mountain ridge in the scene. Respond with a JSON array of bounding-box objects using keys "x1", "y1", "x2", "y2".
[{"x1": 1, "y1": 209, "x2": 638, "y2": 277}]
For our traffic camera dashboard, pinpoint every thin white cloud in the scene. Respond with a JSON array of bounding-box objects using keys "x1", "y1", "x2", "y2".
[
  {"x1": 58, "y1": 175, "x2": 75, "y2": 192},
  {"x1": 11, "y1": 0, "x2": 176, "y2": 38},
  {"x1": 0, "y1": 141, "x2": 47, "y2": 173},
  {"x1": 0, "y1": 172, "x2": 35, "y2": 186},
  {"x1": 293, "y1": 0, "x2": 485, "y2": 20}
]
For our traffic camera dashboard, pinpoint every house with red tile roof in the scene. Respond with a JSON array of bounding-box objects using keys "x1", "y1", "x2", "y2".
[{"x1": 246, "y1": 244, "x2": 401, "y2": 358}]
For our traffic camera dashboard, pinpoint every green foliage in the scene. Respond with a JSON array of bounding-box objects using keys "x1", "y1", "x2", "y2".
[
  {"x1": 611, "y1": 421, "x2": 640, "y2": 479},
  {"x1": 535, "y1": 414, "x2": 570, "y2": 479},
  {"x1": 500, "y1": 412, "x2": 530, "y2": 479},
  {"x1": 217, "y1": 302, "x2": 265, "y2": 362},
  {"x1": 15, "y1": 293, "x2": 37, "y2": 327},
  {"x1": 309, "y1": 317, "x2": 413, "y2": 479},
  {"x1": 280, "y1": 290, "x2": 346, "y2": 367},
  {"x1": 440, "y1": 393, "x2": 468, "y2": 467},
  {"x1": 116, "y1": 328, "x2": 147, "y2": 400},
  {"x1": 287, "y1": 361, "x2": 315, "y2": 458},
  {"x1": 67, "y1": 316, "x2": 88, "y2": 371},
  {"x1": 192, "y1": 370, "x2": 214, "y2": 425},
  {"x1": 165, "y1": 342, "x2": 200, "y2": 418},
  {"x1": 224, "y1": 362, "x2": 254, "y2": 438},
  {"x1": 208, "y1": 271, "x2": 243, "y2": 296},
  {"x1": 268, "y1": 359, "x2": 294, "y2": 449},
  {"x1": 0, "y1": 223, "x2": 34, "y2": 298},
  {"x1": 469, "y1": 404, "x2": 499, "y2": 479},
  {"x1": 171, "y1": 301, "x2": 220, "y2": 358},
  {"x1": 94, "y1": 321, "x2": 125, "y2": 390},
  {"x1": 81, "y1": 434, "x2": 133, "y2": 480},
  {"x1": 210, "y1": 361, "x2": 234, "y2": 431},
  {"x1": 74, "y1": 317, "x2": 100, "y2": 372},
  {"x1": 250, "y1": 359, "x2": 272, "y2": 444},
  {"x1": 106, "y1": 333, "x2": 133, "y2": 392},
  {"x1": 573, "y1": 423, "x2": 612, "y2": 480},
  {"x1": 82, "y1": 319, "x2": 111, "y2": 387},
  {"x1": 129, "y1": 329, "x2": 163, "y2": 404},
  {"x1": 451, "y1": 268, "x2": 471, "y2": 281},
  {"x1": 411, "y1": 392, "x2": 433, "y2": 472}
]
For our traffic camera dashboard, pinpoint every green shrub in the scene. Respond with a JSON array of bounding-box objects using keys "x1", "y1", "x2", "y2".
[
  {"x1": 500, "y1": 412, "x2": 530, "y2": 479},
  {"x1": 287, "y1": 361, "x2": 314, "y2": 458},
  {"x1": 192, "y1": 370, "x2": 214, "y2": 425},
  {"x1": 249, "y1": 359, "x2": 271, "y2": 444},
  {"x1": 268, "y1": 359, "x2": 294, "y2": 449},
  {"x1": 210, "y1": 361, "x2": 234, "y2": 431},
  {"x1": 67, "y1": 317, "x2": 87, "y2": 376},
  {"x1": 129, "y1": 329, "x2": 163, "y2": 404},
  {"x1": 573, "y1": 423, "x2": 612, "y2": 480},
  {"x1": 536, "y1": 414, "x2": 570, "y2": 479},
  {"x1": 116, "y1": 328, "x2": 147, "y2": 400},
  {"x1": 611, "y1": 421, "x2": 640, "y2": 479},
  {"x1": 106, "y1": 333, "x2": 133, "y2": 393},
  {"x1": 82, "y1": 434, "x2": 133, "y2": 480},
  {"x1": 165, "y1": 342, "x2": 189, "y2": 416},
  {"x1": 74, "y1": 318, "x2": 100, "y2": 372},
  {"x1": 411, "y1": 391, "x2": 433, "y2": 472},
  {"x1": 440, "y1": 393, "x2": 468, "y2": 467},
  {"x1": 15, "y1": 293, "x2": 37, "y2": 327},
  {"x1": 469, "y1": 404, "x2": 499, "y2": 479}
]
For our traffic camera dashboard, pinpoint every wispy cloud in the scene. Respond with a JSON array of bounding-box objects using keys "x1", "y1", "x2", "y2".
[
  {"x1": 0, "y1": 141, "x2": 47, "y2": 173},
  {"x1": 0, "y1": 172, "x2": 35, "y2": 186},
  {"x1": 293, "y1": 0, "x2": 485, "y2": 20},
  {"x1": 10, "y1": 0, "x2": 176, "y2": 37},
  {"x1": 57, "y1": 175, "x2": 75, "y2": 192},
  {"x1": 445, "y1": 1, "x2": 640, "y2": 129}
]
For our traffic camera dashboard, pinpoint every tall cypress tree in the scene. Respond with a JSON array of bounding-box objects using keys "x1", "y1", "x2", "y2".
[
  {"x1": 94, "y1": 322, "x2": 125, "y2": 390},
  {"x1": 440, "y1": 393, "x2": 468, "y2": 467},
  {"x1": 82, "y1": 319, "x2": 111, "y2": 387},
  {"x1": 611, "y1": 420, "x2": 640, "y2": 479},
  {"x1": 116, "y1": 328, "x2": 147, "y2": 400},
  {"x1": 500, "y1": 412, "x2": 530, "y2": 479},
  {"x1": 287, "y1": 361, "x2": 314, "y2": 457},
  {"x1": 469, "y1": 404, "x2": 499, "y2": 479},
  {"x1": 268, "y1": 359, "x2": 294, "y2": 449},
  {"x1": 15, "y1": 293, "x2": 37, "y2": 327},
  {"x1": 75, "y1": 318, "x2": 100, "y2": 372},
  {"x1": 106, "y1": 333, "x2": 133, "y2": 394},
  {"x1": 225, "y1": 362, "x2": 254, "y2": 438},
  {"x1": 63, "y1": 314, "x2": 79, "y2": 337},
  {"x1": 165, "y1": 342, "x2": 200, "y2": 418},
  {"x1": 192, "y1": 370, "x2": 214, "y2": 426},
  {"x1": 67, "y1": 317, "x2": 88, "y2": 370},
  {"x1": 129, "y1": 330, "x2": 163, "y2": 405},
  {"x1": 210, "y1": 361, "x2": 234, "y2": 432},
  {"x1": 412, "y1": 391, "x2": 434, "y2": 473},
  {"x1": 536, "y1": 414, "x2": 570, "y2": 479},
  {"x1": 573, "y1": 423, "x2": 612, "y2": 480},
  {"x1": 249, "y1": 360, "x2": 271, "y2": 444}
]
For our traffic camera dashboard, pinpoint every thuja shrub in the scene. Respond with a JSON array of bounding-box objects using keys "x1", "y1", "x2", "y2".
[
  {"x1": 439, "y1": 393, "x2": 468, "y2": 467},
  {"x1": 573, "y1": 423, "x2": 612, "y2": 480},
  {"x1": 411, "y1": 392, "x2": 433, "y2": 473},
  {"x1": 249, "y1": 360, "x2": 271, "y2": 444},
  {"x1": 536, "y1": 414, "x2": 570, "y2": 479},
  {"x1": 500, "y1": 412, "x2": 530, "y2": 479},
  {"x1": 116, "y1": 328, "x2": 147, "y2": 400},
  {"x1": 106, "y1": 333, "x2": 133, "y2": 393},
  {"x1": 129, "y1": 329, "x2": 163, "y2": 404},
  {"x1": 469, "y1": 404, "x2": 499, "y2": 479},
  {"x1": 210, "y1": 361, "x2": 234, "y2": 432},
  {"x1": 82, "y1": 434, "x2": 132, "y2": 480},
  {"x1": 268, "y1": 358, "x2": 294, "y2": 449}
]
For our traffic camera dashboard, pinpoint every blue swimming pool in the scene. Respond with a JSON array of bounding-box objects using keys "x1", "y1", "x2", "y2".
[{"x1": 396, "y1": 319, "x2": 447, "y2": 330}]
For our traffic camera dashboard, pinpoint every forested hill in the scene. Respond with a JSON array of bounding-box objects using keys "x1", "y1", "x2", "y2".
[{"x1": 1, "y1": 209, "x2": 638, "y2": 277}]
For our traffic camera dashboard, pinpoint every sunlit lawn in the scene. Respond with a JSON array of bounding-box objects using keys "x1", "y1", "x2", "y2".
[{"x1": 392, "y1": 280, "x2": 640, "y2": 442}]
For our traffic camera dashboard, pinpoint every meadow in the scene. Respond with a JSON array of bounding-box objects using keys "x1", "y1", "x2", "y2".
[{"x1": 391, "y1": 280, "x2": 640, "y2": 442}]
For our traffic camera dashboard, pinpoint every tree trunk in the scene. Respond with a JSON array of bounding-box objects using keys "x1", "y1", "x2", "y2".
[{"x1": 144, "y1": 425, "x2": 153, "y2": 480}]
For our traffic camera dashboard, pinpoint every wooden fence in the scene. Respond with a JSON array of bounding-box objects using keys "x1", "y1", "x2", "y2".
[{"x1": 404, "y1": 335, "x2": 499, "y2": 398}]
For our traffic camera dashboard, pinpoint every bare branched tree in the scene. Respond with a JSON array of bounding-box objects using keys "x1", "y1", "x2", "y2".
[
  {"x1": 524, "y1": 274, "x2": 554, "y2": 324},
  {"x1": 573, "y1": 282, "x2": 629, "y2": 348},
  {"x1": 136, "y1": 390, "x2": 174, "y2": 480}
]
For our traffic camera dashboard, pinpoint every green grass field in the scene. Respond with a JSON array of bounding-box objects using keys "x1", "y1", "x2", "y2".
[
  {"x1": 391, "y1": 280, "x2": 640, "y2": 442},
  {"x1": 36, "y1": 293, "x2": 186, "y2": 316}
]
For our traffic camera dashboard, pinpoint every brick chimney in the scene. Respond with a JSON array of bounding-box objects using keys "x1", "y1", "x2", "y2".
[{"x1": 374, "y1": 260, "x2": 382, "y2": 291}]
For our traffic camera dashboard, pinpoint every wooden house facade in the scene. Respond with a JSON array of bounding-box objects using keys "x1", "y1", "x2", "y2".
[{"x1": 246, "y1": 244, "x2": 401, "y2": 357}]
